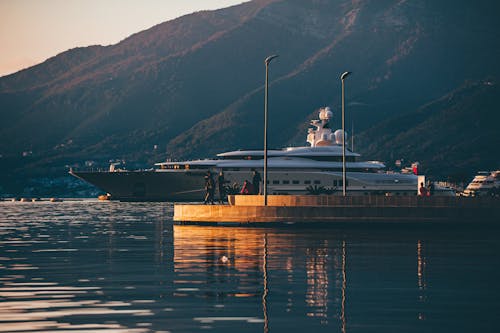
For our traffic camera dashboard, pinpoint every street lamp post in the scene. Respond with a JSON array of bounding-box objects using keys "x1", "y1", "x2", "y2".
[
  {"x1": 263, "y1": 55, "x2": 278, "y2": 206},
  {"x1": 341, "y1": 71, "x2": 351, "y2": 196}
]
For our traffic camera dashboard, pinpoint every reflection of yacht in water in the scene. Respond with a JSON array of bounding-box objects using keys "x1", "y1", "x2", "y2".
[
  {"x1": 70, "y1": 107, "x2": 454, "y2": 201},
  {"x1": 173, "y1": 225, "x2": 347, "y2": 330},
  {"x1": 463, "y1": 170, "x2": 500, "y2": 197},
  {"x1": 172, "y1": 226, "x2": 436, "y2": 331}
]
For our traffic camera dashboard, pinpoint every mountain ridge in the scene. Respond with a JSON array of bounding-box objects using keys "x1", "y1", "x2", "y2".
[
  {"x1": 356, "y1": 79, "x2": 499, "y2": 179},
  {"x1": 1, "y1": 0, "x2": 499, "y2": 195}
]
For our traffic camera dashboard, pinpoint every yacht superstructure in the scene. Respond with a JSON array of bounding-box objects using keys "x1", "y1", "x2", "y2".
[{"x1": 70, "y1": 107, "x2": 455, "y2": 201}]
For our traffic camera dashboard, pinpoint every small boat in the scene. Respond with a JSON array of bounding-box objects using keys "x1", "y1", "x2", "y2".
[
  {"x1": 463, "y1": 170, "x2": 500, "y2": 197},
  {"x1": 98, "y1": 194, "x2": 111, "y2": 201}
]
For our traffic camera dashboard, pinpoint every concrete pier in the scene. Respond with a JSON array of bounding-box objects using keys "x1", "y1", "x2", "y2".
[{"x1": 173, "y1": 195, "x2": 500, "y2": 225}]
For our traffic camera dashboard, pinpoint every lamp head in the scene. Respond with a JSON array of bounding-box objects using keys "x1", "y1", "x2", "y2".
[
  {"x1": 341, "y1": 71, "x2": 352, "y2": 80},
  {"x1": 265, "y1": 54, "x2": 279, "y2": 65}
]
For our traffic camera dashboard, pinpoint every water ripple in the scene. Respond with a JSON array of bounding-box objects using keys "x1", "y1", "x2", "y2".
[{"x1": 1, "y1": 200, "x2": 498, "y2": 332}]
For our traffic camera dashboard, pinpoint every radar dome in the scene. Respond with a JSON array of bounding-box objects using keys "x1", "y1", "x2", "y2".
[
  {"x1": 334, "y1": 129, "x2": 347, "y2": 145},
  {"x1": 319, "y1": 107, "x2": 333, "y2": 121}
]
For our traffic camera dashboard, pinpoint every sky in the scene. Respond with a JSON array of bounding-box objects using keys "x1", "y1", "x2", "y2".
[{"x1": 0, "y1": 0, "x2": 248, "y2": 77}]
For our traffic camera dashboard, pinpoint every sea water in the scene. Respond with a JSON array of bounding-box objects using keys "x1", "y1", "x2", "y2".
[{"x1": 0, "y1": 200, "x2": 498, "y2": 332}]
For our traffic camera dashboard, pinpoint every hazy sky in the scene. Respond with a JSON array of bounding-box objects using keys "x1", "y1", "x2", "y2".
[{"x1": 0, "y1": 0, "x2": 248, "y2": 77}]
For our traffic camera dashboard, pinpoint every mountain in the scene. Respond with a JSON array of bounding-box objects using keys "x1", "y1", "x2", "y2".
[
  {"x1": 356, "y1": 80, "x2": 499, "y2": 180},
  {"x1": 1, "y1": 0, "x2": 499, "y2": 195},
  {"x1": 166, "y1": 0, "x2": 500, "y2": 158}
]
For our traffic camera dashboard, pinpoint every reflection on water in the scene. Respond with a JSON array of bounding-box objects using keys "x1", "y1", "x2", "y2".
[
  {"x1": 341, "y1": 241, "x2": 347, "y2": 333},
  {"x1": 262, "y1": 233, "x2": 269, "y2": 333},
  {"x1": 0, "y1": 201, "x2": 166, "y2": 333},
  {"x1": 1, "y1": 201, "x2": 499, "y2": 332},
  {"x1": 417, "y1": 239, "x2": 426, "y2": 321}
]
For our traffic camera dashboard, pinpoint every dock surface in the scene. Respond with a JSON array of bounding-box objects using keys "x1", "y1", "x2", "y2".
[{"x1": 174, "y1": 195, "x2": 500, "y2": 225}]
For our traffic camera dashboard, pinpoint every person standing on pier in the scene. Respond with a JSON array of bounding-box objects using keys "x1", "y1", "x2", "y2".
[
  {"x1": 252, "y1": 170, "x2": 262, "y2": 195},
  {"x1": 217, "y1": 171, "x2": 226, "y2": 204},
  {"x1": 428, "y1": 182, "x2": 435, "y2": 196},
  {"x1": 240, "y1": 180, "x2": 254, "y2": 195},
  {"x1": 419, "y1": 182, "x2": 428, "y2": 197},
  {"x1": 204, "y1": 171, "x2": 215, "y2": 204}
]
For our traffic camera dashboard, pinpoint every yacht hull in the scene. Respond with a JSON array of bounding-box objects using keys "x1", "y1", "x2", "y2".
[{"x1": 70, "y1": 170, "x2": 207, "y2": 201}]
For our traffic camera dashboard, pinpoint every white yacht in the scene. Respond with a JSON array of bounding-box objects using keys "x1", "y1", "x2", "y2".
[
  {"x1": 463, "y1": 170, "x2": 500, "y2": 196},
  {"x1": 70, "y1": 107, "x2": 455, "y2": 201}
]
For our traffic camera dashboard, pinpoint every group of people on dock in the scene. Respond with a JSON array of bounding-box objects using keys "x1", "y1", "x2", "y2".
[
  {"x1": 418, "y1": 182, "x2": 435, "y2": 197},
  {"x1": 203, "y1": 170, "x2": 225, "y2": 204},
  {"x1": 240, "y1": 170, "x2": 261, "y2": 195},
  {"x1": 203, "y1": 169, "x2": 262, "y2": 204}
]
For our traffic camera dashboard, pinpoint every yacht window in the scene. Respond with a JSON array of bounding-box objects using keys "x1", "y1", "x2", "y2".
[
  {"x1": 283, "y1": 180, "x2": 290, "y2": 184},
  {"x1": 314, "y1": 180, "x2": 321, "y2": 185},
  {"x1": 304, "y1": 180, "x2": 311, "y2": 185},
  {"x1": 272, "y1": 180, "x2": 279, "y2": 184},
  {"x1": 292, "y1": 180, "x2": 300, "y2": 184},
  {"x1": 333, "y1": 180, "x2": 338, "y2": 186}
]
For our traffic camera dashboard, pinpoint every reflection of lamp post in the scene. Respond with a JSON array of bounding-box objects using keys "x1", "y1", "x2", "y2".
[
  {"x1": 341, "y1": 240, "x2": 347, "y2": 333},
  {"x1": 264, "y1": 55, "x2": 278, "y2": 206},
  {"x1": 262, "y1": 233, "x2": 269, "y2": 333},
  {"x1": 341, "y1": 71, "x2": 351, "y2": 196}
]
